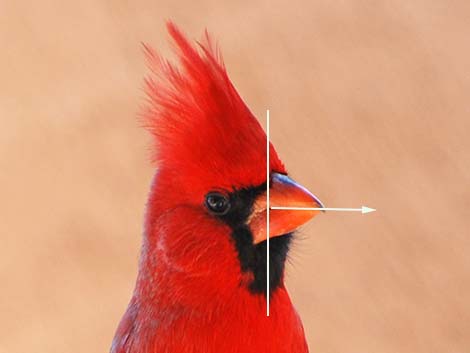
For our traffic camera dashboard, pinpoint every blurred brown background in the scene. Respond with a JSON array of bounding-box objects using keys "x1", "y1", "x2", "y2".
[{"x1": 1, "y1": 1, "x2": 470, "y2": 352}]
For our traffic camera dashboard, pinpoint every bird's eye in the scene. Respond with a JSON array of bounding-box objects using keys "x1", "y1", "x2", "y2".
[{"x1": 205, "y1": 192, "x2": 231, "y2": 216}]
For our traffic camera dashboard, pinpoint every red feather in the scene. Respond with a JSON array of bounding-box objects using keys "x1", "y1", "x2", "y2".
[
  {"x1": 142, "y1": 22, "x2": 285, "y2": 204},
  {"x1": 111, "y1": 22, "x2": 308, "y2": 353}
]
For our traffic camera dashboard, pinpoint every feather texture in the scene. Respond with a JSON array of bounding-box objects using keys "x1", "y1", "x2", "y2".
[{"x1": 111, "y1": 23, "x2": 308, "y2": 353}]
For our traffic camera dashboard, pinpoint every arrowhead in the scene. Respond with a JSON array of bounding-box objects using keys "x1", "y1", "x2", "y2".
[{"x1": 361, "y1": 206, "x2": 376, "y2": 214}]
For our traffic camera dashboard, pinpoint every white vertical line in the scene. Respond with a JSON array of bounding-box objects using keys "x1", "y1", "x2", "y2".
[{"x1": 266, "y1": 109, "x2": 270, "y2": 317}]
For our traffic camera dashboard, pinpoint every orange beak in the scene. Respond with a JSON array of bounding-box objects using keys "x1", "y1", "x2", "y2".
[{"x1": 248, "y1": 173, "x2": 324, "y2": 244}]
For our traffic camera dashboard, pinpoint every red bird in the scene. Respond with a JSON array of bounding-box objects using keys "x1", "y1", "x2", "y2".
[{"x1": 111, "y1": 23, "x2": 324, "y2": 353}]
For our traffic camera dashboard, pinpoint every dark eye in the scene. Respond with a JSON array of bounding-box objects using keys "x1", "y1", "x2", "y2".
[{"x1": 205, "y1": 192, "x2": 231, "y2": 215}]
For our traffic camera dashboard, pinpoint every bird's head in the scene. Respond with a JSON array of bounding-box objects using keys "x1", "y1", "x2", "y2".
[{"x1": 140, "y1": 23, "x2": 323, "y2": 304}]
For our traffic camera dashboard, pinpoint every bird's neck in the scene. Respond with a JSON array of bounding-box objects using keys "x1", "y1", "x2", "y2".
[
  {"x1": 111, "y1": 237, "x2": 308, "y2": 352},
  {"x1": 112, "y1": 284, "x2": 308, "y2": 353}
]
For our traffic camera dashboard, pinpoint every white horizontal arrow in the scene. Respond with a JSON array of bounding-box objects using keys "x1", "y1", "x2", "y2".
[{"x1": 270, "y1": 206, "x2": 376, "y2": 214}]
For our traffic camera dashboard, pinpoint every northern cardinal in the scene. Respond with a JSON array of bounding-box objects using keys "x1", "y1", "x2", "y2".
[{"x1": 111, "y1": 23, "x2": 324, "y2": 353}]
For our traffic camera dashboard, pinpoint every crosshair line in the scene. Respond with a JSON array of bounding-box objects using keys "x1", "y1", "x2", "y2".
[
  {"x1": 266, "y1": 109, "x2": 270, "y2": 317},
  {"x1": 265, "y1": 111, "x2": 377, "y2": 317},
  {"x1": 270, "y1": 206, "x2": 376, "y2": 214}
]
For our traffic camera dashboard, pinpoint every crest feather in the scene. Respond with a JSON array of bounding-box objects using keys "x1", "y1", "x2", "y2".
[{"x1": 142, "y1": 22, "x2": 285, "y2": 195}]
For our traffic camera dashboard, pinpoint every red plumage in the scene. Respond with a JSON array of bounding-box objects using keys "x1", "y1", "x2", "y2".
[{"x1": 111, "y1": 23, "x2": 309, "y2": 353}]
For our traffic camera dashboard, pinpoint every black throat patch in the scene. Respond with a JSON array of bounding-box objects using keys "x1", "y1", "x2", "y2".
[{"x1": 215, "y1": 184, "x2": 292, "y2": 296}]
